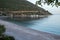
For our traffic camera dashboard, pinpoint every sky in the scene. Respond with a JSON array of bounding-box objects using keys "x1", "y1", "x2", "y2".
[
  {"x1": 27, "y1": 0, "x2": 37, "y2": 4},
  {"x1": 27, "y1": 0, "x2": 60, "y2": 14}
]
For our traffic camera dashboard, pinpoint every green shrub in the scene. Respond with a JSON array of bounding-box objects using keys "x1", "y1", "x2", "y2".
[
  {"x1": 0, "y1": 25, "x2": 15, "y2": 40},
  {"x1": 0, "y1": 36, "x2": 15, "y2": 40},
  {"x1": 0, "y1": 25, "x2": 5, "y2": 35}
]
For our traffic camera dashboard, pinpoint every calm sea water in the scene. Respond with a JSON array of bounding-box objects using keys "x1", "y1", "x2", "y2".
[{"x1": 4, "y1": 15, "x2": 60, "y2": 35}]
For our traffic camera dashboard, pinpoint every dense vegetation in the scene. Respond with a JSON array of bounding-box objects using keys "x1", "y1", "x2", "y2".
[
  {"x1": 0, "y1": 0, "x2": 42, "y2": 11},
  {"x1": 0, "y1": 0, "x2": 48, "y2": 11},
  {"x1": 0, "y1": 0, "x2": 51, "y2": 15},
  {"x1": 0, "y1": 25, "x2": 15, "y2": 40}
]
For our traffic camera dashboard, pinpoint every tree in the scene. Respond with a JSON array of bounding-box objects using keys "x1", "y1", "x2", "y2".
[
  {"x1": 0, "y1": 25, "x2": 15, "y2": 40},
  {"x1": 0, "y1": 25, "x2": 5, "y2": 35},
  {"x1": 36, "y1": 0, "x2": 60, "y2": 7}
]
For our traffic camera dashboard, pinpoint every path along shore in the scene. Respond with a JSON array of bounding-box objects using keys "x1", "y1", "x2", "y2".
[{"x1": 0, "y1": 19, "x2": 60, "y2": 40}]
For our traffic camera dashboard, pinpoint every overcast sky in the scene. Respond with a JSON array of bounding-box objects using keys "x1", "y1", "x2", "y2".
[
  {"x1": 27, "y1": 0, "x2": 60, "y2": 14},
  {"x1": 27, "y1": 0, "x2": 37, "y2": 4}
]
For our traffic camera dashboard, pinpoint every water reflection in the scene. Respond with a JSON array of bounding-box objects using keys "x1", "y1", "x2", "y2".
[
  {"x1": 5, "y1": 15, "x2": 60, "y2": 35},
  {"x1": 1, "y1": 15, "x2": 60, "y2": 35},
  {"x1": 0, "y1": 15, "x2": 49, "y2": 27},
  {"x1": 0, "y1": 15, "x2": 48, "y2": 21},
  {"x1": 29, "y1": 15, "x2": 60, "y2": 35}
]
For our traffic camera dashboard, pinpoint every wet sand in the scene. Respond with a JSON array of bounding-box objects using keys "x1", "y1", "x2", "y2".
[{"x1": 0, "y1": 19, "x2": 60, "y2": 40}]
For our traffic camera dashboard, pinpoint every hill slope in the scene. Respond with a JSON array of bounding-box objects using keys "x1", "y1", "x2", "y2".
[{"x1": 0, "y1": 0, "x2": 51, "y2": 15}]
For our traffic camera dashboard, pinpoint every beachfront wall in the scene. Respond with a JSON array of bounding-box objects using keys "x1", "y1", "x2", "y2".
[
  {"x1": 0, "y1": 10, "x2": 51, "y2": 18},
  {"x1": 0, "y1": 11, "x2": 41, "y2": 18},
  {"x1": 8, "y1": 11, "x2": 41, "y2": 18}
]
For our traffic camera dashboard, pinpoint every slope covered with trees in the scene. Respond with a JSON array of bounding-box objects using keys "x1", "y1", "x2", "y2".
[{"x1": 0, "y1": 0, "x2": 51, "y2": 15}]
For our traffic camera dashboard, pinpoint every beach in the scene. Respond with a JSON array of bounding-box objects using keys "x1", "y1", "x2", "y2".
[{"x1": 0, "y1": 19, "x2": 60, "y2": 40}]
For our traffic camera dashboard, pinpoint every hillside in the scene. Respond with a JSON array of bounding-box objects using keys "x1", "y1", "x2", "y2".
[{"x1": 0, "y1": 0, "x2": 51, "y2": 15}]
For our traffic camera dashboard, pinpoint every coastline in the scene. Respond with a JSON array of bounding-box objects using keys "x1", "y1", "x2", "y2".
[{"x1": 0, "y1": 19, "x2": 60, "y2": 40}]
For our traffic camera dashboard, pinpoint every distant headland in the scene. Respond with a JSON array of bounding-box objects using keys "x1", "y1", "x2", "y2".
[{"x1": 0, "y1": 0, "x2": 52, "y2": 18}]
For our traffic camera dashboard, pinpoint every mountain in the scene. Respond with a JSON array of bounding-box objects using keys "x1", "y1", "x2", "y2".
[{"x1": 0, "y1": 0, "x2": 51, "y2": 15}]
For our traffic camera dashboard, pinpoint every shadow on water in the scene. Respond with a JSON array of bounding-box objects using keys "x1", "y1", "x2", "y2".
[{"x1": 0, "y1": 15, "x2": 49, "y2": 27}]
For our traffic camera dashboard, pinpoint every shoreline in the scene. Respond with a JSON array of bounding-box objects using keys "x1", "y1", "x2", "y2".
[{"x1": 0, "y1": 19, "x2": 60, "y2": 40}]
